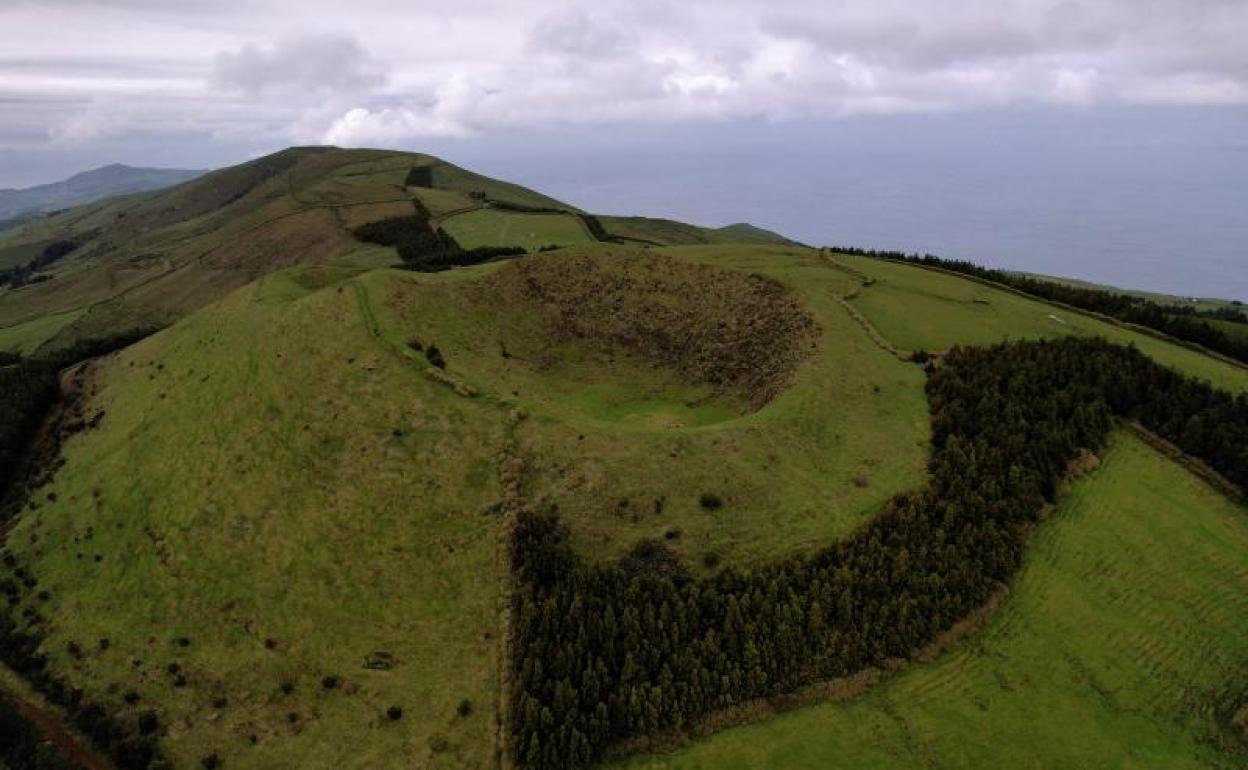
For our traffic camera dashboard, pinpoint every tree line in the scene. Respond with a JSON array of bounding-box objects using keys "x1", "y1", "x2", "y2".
[
  {"x1": 1, "y1": 328, "x2": 166, "y2": 770},
  {"x1": 351, "y1": 202, "x2": 524, "y2": 272},
  {"x1": 507, "y1": 336, "x2": 1248, "y2": 769},
  {"x1": 0, "y1": 240, "x2": 78, "y2": 289},
  {"x1": 1, "y1": 327, "x2": 155, "y2": 513},
  {"x1": 0, "y1": 698, "x2": 81, "y2": 769},
  {"x1": 830, "y1": 246, "x2": 1248, "y2": 365}
]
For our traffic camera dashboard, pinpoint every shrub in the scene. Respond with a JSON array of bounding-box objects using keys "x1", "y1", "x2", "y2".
[
  {"x1": 425, "y1": 345, "x2": 446, "y2": 370},
  {"x1": 137, "y1": 711, "x2": 159, "y2": 735},
  {"x1": 698, "y1": 493, "x2": 723, "y2": 510},
  {"x1": 321, "y1": 675, "x2": 339, "y2": 690},
  {"x1": 456, "y1": 699, "x2": 473, "y2": 717},
  {"x1": 386, "y1": 705, "x2": 403, "y2": 721}
]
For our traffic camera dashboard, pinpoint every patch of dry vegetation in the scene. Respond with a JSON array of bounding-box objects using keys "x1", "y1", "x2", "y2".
[{"x1": 474, "y1": 251, "x2": 818, "y2": 408}]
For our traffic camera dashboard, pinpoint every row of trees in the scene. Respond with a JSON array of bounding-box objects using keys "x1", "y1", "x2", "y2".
[
  {"x1": 508, "y1": 337, "x2": 1248, "y2": 769},
  {"x1": 0, "y1": 240, "x2": 78, "y2": 289},
  {"x1": 351, "y1": 208, "x2": 524, "y2": 272},
  {"x1": 830, "y1": 246, "x2": 1248, "y2": 365}
]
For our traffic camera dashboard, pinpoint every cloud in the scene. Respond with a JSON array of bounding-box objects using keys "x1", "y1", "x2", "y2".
[
  {"x1": 210, "y1": 34, "x2": 385, "y2": 97},
  {"x1": 0, "y1": 0, "x2": 1245, "y2": 153}
]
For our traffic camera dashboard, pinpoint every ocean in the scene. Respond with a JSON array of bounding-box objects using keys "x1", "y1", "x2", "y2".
[{"x1": 440, "y1": 107, "x2": 1248, "y2": 301}]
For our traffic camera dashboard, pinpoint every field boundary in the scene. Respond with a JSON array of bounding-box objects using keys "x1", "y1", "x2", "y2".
[
  {"x1": 1125, "y1": 421, "x2": 1245, "y2": 503},
  {"x1": 855, "y1": 255, "x2": 1248, "y2": 375},
  {"x1": 602, "y1": 582, "x2": 1011, "y2": 762},
  {"x1": 819, "y1": 250, "x2": 916, "y2": 362}
]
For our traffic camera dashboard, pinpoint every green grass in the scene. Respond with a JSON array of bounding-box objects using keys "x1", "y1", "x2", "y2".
[
  {"x1": 598, "y1": 217, "x2": 798, "y2": 247},
  {"x1": 439, "y1": 208, "x2": 595, "y2": 251},
  {"x1": 413, "y1": 188, "x2": 477, "y2": 218},
  {"x1": 8, "y1": 270, "x2": 508, "y2": 769},
  {"x1": 428, "y1": 162, "x2": 577, "y2": 211},
  {"x1": 368, "y1": 245, "x2": 929, "y2": 567},
  {"x1": 620, "y1": 432, "x2": 1248, "y2": 769},
  {"x1": 6, "y1": 243, "x2": 930, "y2": 766},
  {"x1": 837, "y1": 253, "x2": 1248, "y2": 392},
  {"x1": 1012, "y1": 270, "x2": 1245, "y2": 313},
  {"x1": 0, "y1": 307, "x2": 85, "y2": 354},
  {"x1": 0, "y1": 149, "x2": 585, "y2": 354},
  {"x1": 1209, "y1": 318, "x2": 1248, "y2": 343}
]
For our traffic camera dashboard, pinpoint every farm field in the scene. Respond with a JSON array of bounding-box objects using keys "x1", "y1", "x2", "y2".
[
  {"x1": 620, "y1": 432, "x2": 1248, "y2": 769},
  {"x1": 439, "y1": 208, "x2": 595, "y2": 251},
  {"x1": 836, "y1": 252, "x2": 1248, "y2": 392}
]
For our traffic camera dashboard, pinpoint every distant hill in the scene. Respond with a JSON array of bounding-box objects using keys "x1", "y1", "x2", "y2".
[
  {"x1": 0, "y1": 146, "x2": 803, "y2": 354},
  {"x1": 0, "y1": 163, "x2": 205, "y2": 222}
]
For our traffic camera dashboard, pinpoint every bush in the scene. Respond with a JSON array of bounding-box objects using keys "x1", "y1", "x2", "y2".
[
  {"x1": 404, "y1": 166, "x2": 434, "y2": 187},
  {"x1": 456, "y1": 698, "x2": 473, "y2": 717},
  {"x1": 698, "y1": 493, "x2": 723, "y2": 510},
  {"x1": 425, "y1": 345, "x2": 446, "y2": 370}
]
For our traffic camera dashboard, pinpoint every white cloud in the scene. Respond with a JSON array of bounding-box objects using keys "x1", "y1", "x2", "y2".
[{"x1": 0, "y1": 0, "x2": 1244, "y2": 151}]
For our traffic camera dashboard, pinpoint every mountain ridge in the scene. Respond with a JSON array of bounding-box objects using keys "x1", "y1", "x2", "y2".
[{"x1": 0, "y1": 164, "x2": 206, "y2": 223}]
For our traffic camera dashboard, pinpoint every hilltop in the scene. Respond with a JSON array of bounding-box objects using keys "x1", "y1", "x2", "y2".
[
  {"x1": 0, "y1": 147, "x2": 798, "y2": 356},
  {"x1": 0, "y1": 149, "x2": 1244, "y2": 770}
]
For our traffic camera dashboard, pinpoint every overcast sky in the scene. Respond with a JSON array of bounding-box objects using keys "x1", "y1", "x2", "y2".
[
  {"x1": 2, "y1": 0, "x2": 1245, "y2": 185},
  {"x1": 1, "y1": 0, "x2": 1245, "y2": 297}
]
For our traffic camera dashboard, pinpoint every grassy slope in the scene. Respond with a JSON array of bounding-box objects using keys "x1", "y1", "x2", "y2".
[
  {"x1": 621, "y1": 432, "x2": 1248, "y2": 769},
  {"x1": 599, "y1": 217, "x2": 799, "y2": 248},
  {"x1": 0, "y1": 148, "x2": 803, "y2": 356},
  {"x1": 367, "y1": 245, "x2": 930, "y2": 567},
  {"x1": 1012, "y1": 271, "x2": 1244, "y2": 313},
  {"x1": 439, "y1": 209, "x2": 595, "y2": 252},
  {"x1": 8, "y1": 243, "x2": 932, "y2": 766},
  {"x1": 7, "y1": 267, "x2": 507, "y2": 769},
  {"x1": 428, "y1": 162, "x2": 577, "y2": 212},
  {"x1": 838, "y1": 253, "x2": 1248, "y2": 392}
]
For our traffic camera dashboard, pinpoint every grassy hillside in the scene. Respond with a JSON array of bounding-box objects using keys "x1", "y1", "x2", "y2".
[
  {"x1": 366, "y1": 246, "x2": 929, "y2": 567},
  {"x1": 599, "y1": 217, "x2": 799, "y2": 247},
  {"x1": 440, "y1": 209, "x2": 595, "y2": 251},
  {"x1": 0, "y1": 164, "x2": 205, "y2": 222},
  {"x1": 5, "y1": 266, "x2": 508, "y2": 768},
  {"x1": 622, "y1": 432, "x2": 1248, "y2": 769},
  {"x1": 1013, "y1": 270, "x2": 1245, "y2": 314},
  {"x1": 1, "y1": 151, "x2": 1245, "y2": 770},
  {"x1": 836, "y1": 252, "x2": 1248, "y2": 392},
  {"x1": 0, "y1": 149, "x2": 802, "y2": 357},
  {"x1": 1, "y1": 244, "x2": 934, "y2": 767}
]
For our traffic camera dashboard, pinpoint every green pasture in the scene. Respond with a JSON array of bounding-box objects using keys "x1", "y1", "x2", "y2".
[
  {"x1": 622, "y1": 432, "x2": 1248, "y2": 769},
  {"x1": 836, "y1": 253, "x2": 1248, "y2": 392}
]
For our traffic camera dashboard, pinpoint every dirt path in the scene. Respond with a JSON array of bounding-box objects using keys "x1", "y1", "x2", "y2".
[{"x1": 0, "y1": 690, "x2": 114, "y2": 770}]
